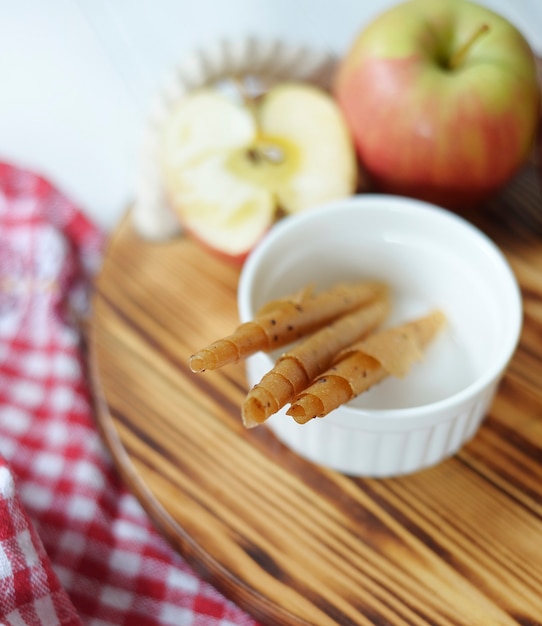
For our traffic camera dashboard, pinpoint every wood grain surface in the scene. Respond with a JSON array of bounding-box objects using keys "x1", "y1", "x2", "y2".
[{"x1": 89, "y1": 165, "x2": 542, "y2": 626}]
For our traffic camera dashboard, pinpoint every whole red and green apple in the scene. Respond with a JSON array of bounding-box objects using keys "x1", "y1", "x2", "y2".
[{"x1": 335, "y1": 0, "x2": 541, "y2": 208}]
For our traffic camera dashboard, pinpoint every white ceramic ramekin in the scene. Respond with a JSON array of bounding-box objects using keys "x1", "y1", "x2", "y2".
[{"x1": 237, "y1": 195, "x2": 522, "y2": 477}]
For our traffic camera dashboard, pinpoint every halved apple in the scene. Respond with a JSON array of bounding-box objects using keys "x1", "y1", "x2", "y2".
[{"x1": 160, "y1": 82, "x2": 357, "y2": 262}]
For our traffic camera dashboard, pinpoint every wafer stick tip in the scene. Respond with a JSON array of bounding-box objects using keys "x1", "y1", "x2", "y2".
[
  {"x1": 242, "y1": 386, "x2": 278, "y2": 428},
  {"x1": 242, "y1": 396, "x2": 265, "y2": 429},
  {"x1": 189, "y1": 353, "x2": 208, "y2": 373},
  {"x1": 431, "y1": 310, "x2": 447, "y2": 328},
  {"x1": 286, "y1": 404, "x2": 308, "y2": 423},
  {"x1": 286, "y1": 394, "x2": 322, "y2": 424}
]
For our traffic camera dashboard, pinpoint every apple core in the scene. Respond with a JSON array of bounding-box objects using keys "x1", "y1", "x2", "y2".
[{"x1": 226, "y1": 135, "x2": 299, "y2": 190}]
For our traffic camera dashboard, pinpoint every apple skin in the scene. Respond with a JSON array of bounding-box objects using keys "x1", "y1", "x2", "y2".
[
  {"x1": 188, "y1": 226, "x2": 266, "y2": 267},
  {"x1": 335, "y1": 0, "x2": 541, "y2": 208}
]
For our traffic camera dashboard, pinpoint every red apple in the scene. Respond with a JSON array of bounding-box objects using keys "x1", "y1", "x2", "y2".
[
  {"x1": 160, "y1": 82, "x2": 357, "y2": 262},
  {"x1": 335, "y1": 0, "x2": 541, "y2": 208}
]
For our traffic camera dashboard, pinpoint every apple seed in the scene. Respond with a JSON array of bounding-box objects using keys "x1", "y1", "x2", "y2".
[{"x1": 246, "y1": 144, "x2": 285, "y2": 165}]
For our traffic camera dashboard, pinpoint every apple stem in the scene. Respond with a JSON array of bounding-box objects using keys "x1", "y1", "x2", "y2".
[
  {"x1": 233, "y1": 77, "x2": 284, "y2": 165},
  {"x1": 448, "y1": 23, "x2": 490, "y2": 70}
]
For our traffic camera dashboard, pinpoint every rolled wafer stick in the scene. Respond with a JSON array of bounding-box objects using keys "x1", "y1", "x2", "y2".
[
  {"x1": 241, "y1": 296, "x2": 390, "y2": 428},
  {"x1": 189, "y1": 280, "x2": 388, "y2": 372},
  {"x1": 190, "y1": 286, "x2": 314, "y2": 375},
  {"x1": 287, "y1": 310, "x2": 446, "y2": 424}
]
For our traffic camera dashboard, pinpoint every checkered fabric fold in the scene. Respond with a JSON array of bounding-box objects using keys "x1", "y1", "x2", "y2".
[
  {"x1": 0, "y1": 162, "x2": 259, "y2": 626},
  {"x1": 0, "y1": 458, "x2": 81, "y2": 626}
]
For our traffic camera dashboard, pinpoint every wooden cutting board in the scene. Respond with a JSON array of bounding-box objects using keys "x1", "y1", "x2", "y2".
[{"x1": 89, "y1": 166, "x2": 542, "y2": 626}]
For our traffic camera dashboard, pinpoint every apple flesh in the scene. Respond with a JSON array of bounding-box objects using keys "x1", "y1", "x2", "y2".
[
  {"x1": 161, "y1": 82, "x2": 357, "y2": 262},
  {"x1": 335, "y1": 0, "x2": 541, "y2": 208}
]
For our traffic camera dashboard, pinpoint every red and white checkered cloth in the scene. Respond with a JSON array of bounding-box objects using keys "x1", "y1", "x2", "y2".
[{"x1": 0, "y1": 162, "x2": 260, "y2": 626}]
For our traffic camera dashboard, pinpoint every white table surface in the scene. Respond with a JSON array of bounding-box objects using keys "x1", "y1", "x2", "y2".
[{"x1": 1, "y1": 0, "x2": 541, "y2": 233}]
